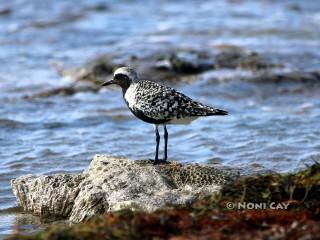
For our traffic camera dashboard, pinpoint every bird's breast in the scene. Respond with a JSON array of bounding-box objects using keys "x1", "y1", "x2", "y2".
[{"x1": 124, "y1": 84, "x2": 139, "y2": 109}]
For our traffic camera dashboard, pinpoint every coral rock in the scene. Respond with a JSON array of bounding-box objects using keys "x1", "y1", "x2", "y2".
[{"x1": 11, "y1": 155, "x2": 238, "y2": 222}]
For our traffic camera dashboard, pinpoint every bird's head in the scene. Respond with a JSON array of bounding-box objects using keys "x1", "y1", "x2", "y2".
[{"x1": 101, "y1": 67, "x2": 138, "y2": 90}]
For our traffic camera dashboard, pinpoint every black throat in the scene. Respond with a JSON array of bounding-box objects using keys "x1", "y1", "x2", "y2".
[
  {"x1": 113, "y1": 73, "x2": 132, "y2": 95},
  {"x1": 120, "y1": 83, "x2": 130, "y2": 95}
]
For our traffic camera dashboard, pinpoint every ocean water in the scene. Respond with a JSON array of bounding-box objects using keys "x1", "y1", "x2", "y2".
[{"x1": 1, "y1": 0, "x2": 320, "y2": 237}]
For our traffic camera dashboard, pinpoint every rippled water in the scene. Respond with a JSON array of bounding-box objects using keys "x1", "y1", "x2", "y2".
[{"x1": 1, "y1": 0, "x2": 320, "y2": 237}]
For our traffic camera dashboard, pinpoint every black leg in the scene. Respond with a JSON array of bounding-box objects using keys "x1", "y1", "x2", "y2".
[
  {"x1": 154, "y1": 124, "x2": 160, "y2": 165},
  {"x1": 164, "y1": 124, "x2": 168, "y2": 161}
]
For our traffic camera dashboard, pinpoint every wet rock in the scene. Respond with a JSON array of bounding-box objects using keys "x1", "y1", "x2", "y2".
[
  {"x1": 59, "y1": 50, "x2": 211, "y2": 84},
  {"x1": 203, "y1": 66, "x2": 320, "y2": 87},
  {"x1": 23, "y1": 85, "x2": 100, "y2": 99},
  {"x1": 60, "y1": 57, "x2": 116, "y2": 85},
  {"x1": 61, "y1": 51, "x2": 210, "y2": 85},
  {"x1": 84, "y1": 3, "x2": 109, "y2": 12},
  {"x1": 152, "y1": 47, "x2": 281, "y2": 75},
  {"x1": 214, "y1": 48, "x2": 282, "y2": 70},
  {"x1": 11, "y1": 155, "x2": 239, "y2": 222},
  {"x1": 0, "y1": 6, "x2": 11, "y2": 16},
  {"x1": 250, "y1": 70, "x2": 320, "y2": 84},
  {"x1": 31, "y1": 13, "x2": 84, "y2": 29},
  {"x1": 287, "y1": 3, "x2": 302, "y2": 12},
  {"x1": 60, "y1": 47, "x2": 284, "y2": 86},
  {"x1": 154, "y1": 51, "x2": 214, "y2": 74}
]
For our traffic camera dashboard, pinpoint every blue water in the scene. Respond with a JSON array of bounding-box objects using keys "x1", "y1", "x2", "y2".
[{"x1": 1, "y1": 0, "x2": 320, "y2": 237}]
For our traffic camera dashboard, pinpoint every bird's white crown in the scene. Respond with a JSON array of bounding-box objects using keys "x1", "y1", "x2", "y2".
[{"x1": 114, "y1": 67, "x2": 138, "y2": 82}]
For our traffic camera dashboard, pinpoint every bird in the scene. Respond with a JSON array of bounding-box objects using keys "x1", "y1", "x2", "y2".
[{"x1": 101, "y1": 67, "x2": 228, "y2": 165}]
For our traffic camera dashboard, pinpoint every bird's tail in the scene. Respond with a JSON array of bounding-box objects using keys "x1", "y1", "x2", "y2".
[
  {"x1": 212, "y1": 109, "x2": 228, "y2": 115},
  {"x1": 190, "y1": 102, "x2": 228, "y2": 116},
  {"x1": 193, "y1": 107, "x2": 228, "y2": 116}
]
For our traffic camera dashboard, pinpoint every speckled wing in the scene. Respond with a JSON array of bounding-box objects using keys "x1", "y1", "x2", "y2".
[{"x1": 133, "y1": 81, "x2": 227, "y2": 122}]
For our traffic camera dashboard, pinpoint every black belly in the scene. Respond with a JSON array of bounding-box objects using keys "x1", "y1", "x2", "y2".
[{"x1": 129, "y1": 108, "x2": 169, "y2": 124}]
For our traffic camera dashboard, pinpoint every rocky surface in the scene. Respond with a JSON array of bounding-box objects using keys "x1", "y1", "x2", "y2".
[
  {"x1": 23, "y1": 84, "x2": 100, "y2": 99},
  {"x1": 58, "y1": 47, "x2": 283, "y2": 84},
  {"x1": 34, "y1": 47, "x2": 318, "y2": 98},
  {"x1": 11, "y1": 155, "x2": 239, "y2": 223},
  {"x1": 8, "y1": 162, "x2": 320, "y2": 240}
]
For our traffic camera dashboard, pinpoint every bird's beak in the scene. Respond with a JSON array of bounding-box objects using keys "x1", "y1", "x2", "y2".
[{"x1": 101, "y1": 79, "x2": 115, "y2": 87}]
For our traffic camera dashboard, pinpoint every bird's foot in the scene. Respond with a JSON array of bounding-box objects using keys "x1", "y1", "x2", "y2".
[{"x1": 148, "y1": 158, "x2": 169, "y2": 165}]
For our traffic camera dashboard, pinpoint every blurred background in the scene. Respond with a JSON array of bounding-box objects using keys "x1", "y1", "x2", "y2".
[{"x1": 1, "y1": 0, "x2": 320, "y2": 237}]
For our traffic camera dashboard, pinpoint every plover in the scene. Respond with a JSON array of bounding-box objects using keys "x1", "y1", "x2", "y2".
[{"x1": 101, "y1": 67, "x2": 227, "y2": 164}]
